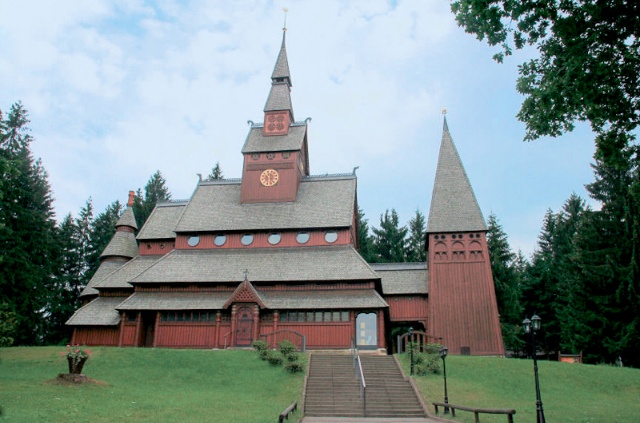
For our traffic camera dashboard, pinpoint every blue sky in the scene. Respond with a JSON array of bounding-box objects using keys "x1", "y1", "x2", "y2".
[{"x1": 0, "y1": 0, "x2": 597, "y2": 257}]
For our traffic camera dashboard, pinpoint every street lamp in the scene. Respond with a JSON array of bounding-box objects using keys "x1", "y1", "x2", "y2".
[
  {"x1": 523, "y1": 314, "x2": 546, "y2": 423},
  {"x1": 439, "y1": 346, "x2": 449, "y2": 414},
  {"x1": 408, "y1": 327, "x2": 414, "y2": 376}
]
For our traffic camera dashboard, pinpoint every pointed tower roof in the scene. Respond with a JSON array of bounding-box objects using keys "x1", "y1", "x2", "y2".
[
  {"x1": 427, "y1": 117, "x2": 486, "y2": 233},
  {"x1": 116, "y1": 207, "x2": 138, "y2": 231},
  {"x1": 101, "y1": 191, "x2": 139, "y2": 260},
  {"x1": 271, "y1": 32, "x2": 291, "y2": 85},
  {"x1": 264, "y1": 31, "x2": 294, "y2": 119}
]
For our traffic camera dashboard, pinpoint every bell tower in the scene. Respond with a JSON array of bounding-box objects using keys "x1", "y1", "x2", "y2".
[{"x1": 240, "y1": 30, "x2": 310, "y2": 204}]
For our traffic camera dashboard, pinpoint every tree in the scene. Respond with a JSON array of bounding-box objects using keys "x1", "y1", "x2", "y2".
[
  {"x1": 356, "y1": 206, "x2": 375, "y2": 262},
  {"x1": 87, "y1": 200, "x2": 122, "y2": 278},
  {"x1": 451, "y1": 1, "x2": 640, "y2": 150},
  {"x1": 406, "y1": 209, "x2": 426, "y2": 262},
  {"x1": 486, "y1": 213, "x2": 524, "y2": 351},
  {"x1": 0, "y1": 102, "x2": 58, "y2": 345},
  {"x1": 133, "y1": 170, "x2": 171, "y2": 229},
  {"x1": 206, "y1": 162, "x2": 224, "y2": 181},
  {"x1": 0, "y1": 302, "x2": 18, "y2": 347},
  {"x1": 371, "y1": 209, "x2": 408, "y2": 263}
]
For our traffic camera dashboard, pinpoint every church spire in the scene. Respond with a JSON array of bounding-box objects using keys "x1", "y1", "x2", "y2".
[
  {"x1": 263, "y1": 30, "x2": 294, "y2": 135},
  {"x1": 427, "y1": 114, "x2": 486, "y2": 233}
]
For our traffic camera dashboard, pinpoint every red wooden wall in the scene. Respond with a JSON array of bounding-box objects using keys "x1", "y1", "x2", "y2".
[
  {"x1": 386, "y1": 295, "x2": 428, "y2": 322},
  {"x1": 72, "y1": 327, "x2": 119, "y2": 346}
]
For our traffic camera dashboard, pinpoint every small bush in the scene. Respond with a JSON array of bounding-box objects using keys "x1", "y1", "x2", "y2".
[
  {"x1": 413, "y1": 352, "x2": 426, "y2": 365},
  {"x1": 266, "y1": 350, "x2": 284, "y2": 366},
  {"x1": 284, "y1": 361, "x2": 305, "y2": 374},
  {"x1": 278, "y1": 340, "x2": 297, "y2": 357},
  {"x1": 252, "y1": 340, "x2": 268, "y2": 352},
  {"x1": 286, "y1": 352, "x2": 299, "y2": 363},
  {"x1": 259, "y1": 349, "x2": 270, "y2": 361},
  {"x1": 424, "y1": 343, "x2": 444, "y2": 355}
]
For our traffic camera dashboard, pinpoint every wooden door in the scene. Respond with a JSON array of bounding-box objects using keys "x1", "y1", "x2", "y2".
[{"x1": 236, "y1": 307, "x2": 254, "y2": 346}]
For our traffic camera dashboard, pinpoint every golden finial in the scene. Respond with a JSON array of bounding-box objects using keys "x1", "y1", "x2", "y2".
[
  {"x1": 283, "y1": 7, "x2": 288, "y2": 31},
  {"x1": 442, "y1": 108, "x2": 447, "y2": 115}
]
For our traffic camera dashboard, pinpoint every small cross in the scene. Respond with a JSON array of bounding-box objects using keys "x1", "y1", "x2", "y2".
[
  {"x1": 243, "y1": 269, "x2": 249, "y2": 280},
  {"x1": 283, "y1": 7, "x2": 288, "y2": 31}
]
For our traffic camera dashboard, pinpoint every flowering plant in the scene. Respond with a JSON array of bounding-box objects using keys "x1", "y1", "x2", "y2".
[{"x1": 61, "y1": 344, "x2": 91, "y2": 363}]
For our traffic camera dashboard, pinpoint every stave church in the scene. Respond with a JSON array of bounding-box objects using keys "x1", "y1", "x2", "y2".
[{"x1": 67, "y1": 30, "x2": 504, "y2": 356}]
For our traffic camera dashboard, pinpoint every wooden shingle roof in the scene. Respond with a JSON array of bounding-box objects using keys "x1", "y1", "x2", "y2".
[
  {"x1": 271, "y1": 32, "x2": 291, "y2": 84},
  {"x1": 258, "y1": 289, "x2": 388, "y2": 309},
  {"x1": 116, "y1": 207, "x2": 138, "y2": 230},
  {"x1": 117, "y1": 292, "x2": 230, "y2": 310},
  {"x1": 66, "y1": 297, "x2": 123, "y2": 326},
  {"x1": 264, "y1": 82, "x2": 292, "y2": 113},
  {"x1": 137, "y1": 202, "x2": 186, "y2": 240},
  {"x1": 174, "y1": 176, "x2": 356, "y2": 233},
  {"x1": 427, "y1": 117, "x2": 486, "y2": 233},
  {"x1": 101, "y1": 231, "x2": 138, "y2": 259},
  {"x1": 241, "y1": 124, "x2": 306, "y2": 153},
  {"x1": 94, "y1": 256, "x2": 161, "y2": 289},
  {"x1": 371, "y1": 263, "x2": 428, "y2": 295},
  {"x1": 131, "y1": 246, "x2": 378, "y2": 284},
  {"x1": 79, "y1": 260, "x2": 127, "y2": 298}
]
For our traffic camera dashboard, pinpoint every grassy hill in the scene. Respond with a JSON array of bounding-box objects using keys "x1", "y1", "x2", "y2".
[
  {"x1": 398, "y1": 353, "x2": 640, "y2": 423},
  {"x1": 1, "y1": 347, "x2": 638, "y2": 423},
  {"x1": 0, "y1": 347, "x2": 303, "y2": 423}
]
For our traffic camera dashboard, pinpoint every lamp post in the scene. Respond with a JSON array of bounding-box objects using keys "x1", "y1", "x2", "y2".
[
  {"x1": 408, "y1": 327, "x2": 414, "y2": 376},
  {"x1": 523, "y1": 315, "x2": 546, "y2": 423},
  {"x1": 439, "y1": 346, "x2": 449, "y2": 414}
]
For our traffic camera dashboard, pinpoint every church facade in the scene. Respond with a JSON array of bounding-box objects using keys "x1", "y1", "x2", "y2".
[{"x1": 66, "y1": 32, "x2": 504, "y2": 356}]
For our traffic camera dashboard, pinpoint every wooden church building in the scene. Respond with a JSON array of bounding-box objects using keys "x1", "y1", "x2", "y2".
[{"x1": 67, "y1": 31, "x2": 504, "y2": 356}]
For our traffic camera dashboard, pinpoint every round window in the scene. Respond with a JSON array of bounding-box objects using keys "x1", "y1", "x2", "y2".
[
  {"x1": 241, "y1": 234, "x2": 254, "y2": 246},
  {"x1": 296, "y1": 232, "x2": 310, "y2": 244},
  {"x1": 268, "y1": 233, "x2": 281, "y2": 245},
  {"x1": 325, "y1": 231, "x2": 338, "y2": 243},
  {"x1": 187, "y1": 236, "x2": 200, "y2": 247},
  {"x1": 214, "y1": 235, "x2": 227, "y2": 246}
]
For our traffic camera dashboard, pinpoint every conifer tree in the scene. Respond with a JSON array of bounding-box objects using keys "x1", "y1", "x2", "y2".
[
  {"x1": 356, "y1": 206, "x2": 375, "y2": 262},
  {"x1": 0, "y1": 102, "x2": 58, "y2": 345},
  {"x1": 406, "y1": 209, "x2": 426, "y2": 262},
  {"x1": 371, "y1": 209, "x2": 408, "y2": 263},
  {"x1": 87, "y1": 200, "x2": 122, "y2": 278},
  {"x1": 133, "y1": 170, "x2": 172, "y2": 229},
  {"x1": 206, "y1": 162, "x2": 224, "y2": 181}
]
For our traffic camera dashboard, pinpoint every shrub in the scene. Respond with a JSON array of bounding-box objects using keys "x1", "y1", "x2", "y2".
[
  {"x1": 252, "y1": 340, "x2": 268, "y2": 352},
  {"x1": 278, "y1": 340, "x2": 296, "y2": 357},
  {"x1": 259, "y1": 349, "x2": 270, "y2": 361},
  {"x1": 415, "y1": 353, "x2": 440, "y2": 375},
  {"x1": 286, "y1": 352, "x2": 299, "y2": 363},
  {"x1": 284, "y1": 361, "x2": 305, "y2": 374},
  {"x1": 424, "y1": 343, "x2": 444, "y2": 355},
  {"x1": 266, "y1": 350, "x2": 284, "y2": 366}
]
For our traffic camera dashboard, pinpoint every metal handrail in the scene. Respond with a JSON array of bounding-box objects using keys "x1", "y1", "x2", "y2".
[{"x1": 352, "y1": 337, "x2": 367, "y2": 416}]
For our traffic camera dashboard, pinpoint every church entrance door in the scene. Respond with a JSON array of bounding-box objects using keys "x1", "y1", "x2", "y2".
[{"x1": 236, "y1": 307, "x2": 254, "y2": 346}]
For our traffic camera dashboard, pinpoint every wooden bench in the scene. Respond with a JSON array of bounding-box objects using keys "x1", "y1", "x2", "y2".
[
  {"x1": 278, "y1": 401, "x2": 297, "y2": 423},
  {"x1": 432, "y1": 401, "x2": 516, "y2": 423}
]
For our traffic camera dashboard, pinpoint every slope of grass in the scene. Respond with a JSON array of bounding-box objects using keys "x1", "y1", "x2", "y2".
[
  {"x1": 398, "y1": 354, "x2": 640, "y2": 423},
  {"x1": 0, "y1": 347, "x2": 304, "y2": 423}
]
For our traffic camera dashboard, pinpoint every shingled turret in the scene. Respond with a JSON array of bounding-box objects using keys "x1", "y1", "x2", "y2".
[{"x1": 426, "y1": 116, "x2": 504, "y2": 356}]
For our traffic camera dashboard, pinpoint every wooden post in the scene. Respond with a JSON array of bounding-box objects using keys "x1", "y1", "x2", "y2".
[
  {"x1": 252, "y1": 305, "x2": 260, "y2": 344},
  {"x1": 152, "y1": 312, "x2": 160, "y2": 347},
  {"x1": 214, "y1": 311, "x2": 221, "y2": 349},
  {"x1": 230, "y1": 305, "x2": 237, "y2": 347},
  {"x1": 118, "y1": 312, "x2": 126, "y2": 347}
]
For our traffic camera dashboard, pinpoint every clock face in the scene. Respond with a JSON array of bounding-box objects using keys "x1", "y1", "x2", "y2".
[{"x1": 259, "y1": 169, "x2": 279, "y2": 187}]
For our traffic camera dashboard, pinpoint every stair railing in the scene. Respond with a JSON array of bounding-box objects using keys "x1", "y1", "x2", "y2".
[{"x1": 352, "y1": 337, "x2": 367, "y2": 416}]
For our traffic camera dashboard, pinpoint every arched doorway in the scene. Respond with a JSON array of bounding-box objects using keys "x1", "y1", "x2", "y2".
[
  {"x1": 236, "y1": 307, "x2": 254, "y2": 346},
  {"x1": 356, "y1": 312, "x2": 377, "y2": 349}
]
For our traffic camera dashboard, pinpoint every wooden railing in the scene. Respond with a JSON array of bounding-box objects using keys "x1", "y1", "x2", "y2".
[
  {"x1": 278, "y1": 401, "x2": 297, "y2": 423},
  {"x1": 260, "y1": 329, "x2": 306, "y2": 352},
  {"x1": 222, "y1": 331, "x2": 232, "y2": 349},
  {"x1": 432, "y1": 402, "x2": 516, "y2": 423},
  {"x1": 351, "y1": 337, "x2": 367, "y2": 416},
  {"x1": 397, "y1": 330, "x2": 442, "y2": 354}
]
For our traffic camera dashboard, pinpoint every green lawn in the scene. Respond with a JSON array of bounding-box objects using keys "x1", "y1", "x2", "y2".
[
  {"x1": 397, "y1": 354, "x2": 640, "y2": 423},
  {"x1": 0, "y1": 347, "x2": 304, "y2": 423}
]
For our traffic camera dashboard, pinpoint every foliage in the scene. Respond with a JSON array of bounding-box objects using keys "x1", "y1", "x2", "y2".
[
  {"x1": 451, "y1": 0, "x2": 640, "y2": 148},
  {"x1": 86, "y1": 200, "x2": 122, "y2": 277},
  {"x1": 266, "y1": 350, "x2": 284, "y2": 366},
  {"x1": 371, "y1": 209, "x2": 408, "y2": 263},
  {"x1": 284, "y1": 361, "x2": 305, "y2": 374},
  {"x1": 259, "y1": 348, "x2": 270, "y2": 361},
  {"x1": 285, "y1": 352, "x2": 299, "y2": 363},
  {"x1": 61, "y1": 344, "x2": 91, "y2": 364},
  {"x1": 278, "y1": 340, "x2": 296, "y2": 357},
  {"x1": 356, "y1": 206, "x2": 375, "y2": 262},
  {"x1": 0, "y1": 347, "x2": 304, "y2": 422},
  {"x1": 132, "y1": 170, "x2": 172, "y2": 229},
  {"x1": 406, "y1": 209, "x2": 426, "y2": 262},
  {"x1": 205, "y1": 161, "x2": 224, "y2": 181},
  {"x1": 251, "y1": 339, "x2": 268, "y2": 352},
  {"x1": 0, "y1": 102, "x2": 58, "y2": 345},
  {"x1": 0, "y1": 302, "x2": 17, "y2": 347}
]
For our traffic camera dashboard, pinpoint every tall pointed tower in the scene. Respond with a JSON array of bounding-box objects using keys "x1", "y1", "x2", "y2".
[
  {"x1": 426, "y1": 117, "x2": 504, "y2": 356},
  {"x1": 240, "y1": 30, "x2": 310, "y2": 204}
]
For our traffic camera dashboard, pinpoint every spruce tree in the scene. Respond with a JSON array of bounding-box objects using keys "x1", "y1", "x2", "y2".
[
  {"x1": 87, "y1": 200, "x2": 122, "y2": 278},
  {"x1": 133, "y1": 170, "x2": 172, "y2": 229},
  {"x1": 406, "y1": 209, "x2": 426, "y2": 262},
  {"x1": 356, "y1": 206, "x2": 375, "y2": 262},
  {"x1": 0, "y1": 102, "x2": 58, "y2": 345},
  {"x1": 206, "y1": 162, "x2": 224, "y2": 181},
  {"x1": 371, "y1": 209, "x2": 408, "y2": 263}
]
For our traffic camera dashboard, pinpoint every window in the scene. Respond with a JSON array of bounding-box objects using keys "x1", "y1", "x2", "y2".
[
  {"x1": 268, "y1": 233, "x2": 281, "y2": 245},
  {"x1": 187, "y1": 236, "x2": 200, "y2": 247},
  {"x1": 241, "y1": 234, "x2": 254, "y2": 246},
  {"x1": 214, "y1": 235, "x2": 227, "y2": 246},
  {"x1": 296, "y1": 232, "x2": 310, "y2": 244},
  {"x1": 325, "y1": 231, "x2": 338, "y2": 243}
]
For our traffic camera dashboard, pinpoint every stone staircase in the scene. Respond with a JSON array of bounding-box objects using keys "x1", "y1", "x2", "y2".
[{"x1": 304, "y1": 354, "x2": 426, "y2": 418}]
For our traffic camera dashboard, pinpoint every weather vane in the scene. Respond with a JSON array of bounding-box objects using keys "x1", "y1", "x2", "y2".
[
  {"x1": 442, "y1": 108, "x2": 447, "y2": 115},
  {"x1": 283, "y1": 7, "x2": 288, "y2": 31}
]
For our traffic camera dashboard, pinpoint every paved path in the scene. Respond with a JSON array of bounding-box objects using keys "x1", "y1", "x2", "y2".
[{"x1": 301, "y1": 417, "x2": 452, "y2": 423}]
